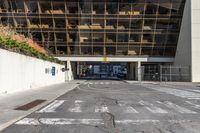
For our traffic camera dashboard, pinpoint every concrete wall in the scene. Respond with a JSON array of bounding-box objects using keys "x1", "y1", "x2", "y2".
[
  {"x1": 65, "y1": 60, "x2": 74, "y2": 81},
  {"x1": 0, "y1": 49, "x2": 65, "y2": 94},
  {"x1": 174, "y1": 0, "x2": 192, "y2": 81},
  {"x1": 174, "y1": 0, "x2": 200, "y2": 82},
  {"x1": 191, "y1": 0, "x2": 200, "y2": 82},
  {"x1": 174, "y1": 0, "x2": 191, "y2": 68}
]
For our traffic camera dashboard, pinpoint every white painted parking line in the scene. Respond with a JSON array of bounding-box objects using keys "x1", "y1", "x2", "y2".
[
  {"x1": 105, "y1": 82, "x2": 110, "y2": 85},
  {"x1": 100, "y1": 82, "x2": 104, "y2": 85},
  {"x1": 115, "y1": 119, "x2": 160, "y2": 124},
  {"x1": 37, "y1": 100, "x2": 65, "y2": 113},
  {"x1": 190, "y1": 90, "x2": 200, "y2": 93},
  {"x1": 40, "y1": 118, "x2": 103, "y2": 125},
  {"x1": 95, "y1": 104, "x2": 109, "y2": 113},
  {"x1": 83, "y1": 82, "x2": 121, "y2": 85},
  {"x1": 15, "y1": 118, "x2": 41, "y2": 125},
  {"x1": 15, "y1": 118, "x2": 194, "y2": 126},
  {"x1": 139, "y1": 101, "x2": 168, "y2": 114},
  {"x1": 68, "y1": 100, "x2": 83, "y2": 112},
  {"x1": 16, "y1": 118, "x2": 103, "y2": 126},
  {"x1": 118, "y1": 102, "x2": 138, "y2": 113},
  {"x1": 16, "y1": 118, "x2": 159, "y2": 125},
  {"x1": 186, "y1": 101, "x2": 200, "y2": 110},
  {"x1": 111, "y1": 82, "x2": 118, "y2": 85},
  {"x1": 188, "y1": 98, "x2": 200, "y2": 100},
  {"x1": 145, "y1": 85, "x2": 200, "y2": 99},
  {"x1": 157, "y1": 101, "x2": 197, "y2": 114}
]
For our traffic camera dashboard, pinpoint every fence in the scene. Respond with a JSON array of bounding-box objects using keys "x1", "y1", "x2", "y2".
[{"x1": 140, "y1": 65, "x2": 191, "y2": 82}]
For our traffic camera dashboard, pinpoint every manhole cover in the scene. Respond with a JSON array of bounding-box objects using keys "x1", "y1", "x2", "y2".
[{"x1": 15, "y1": 99, "x2": 46, "y2": 111}]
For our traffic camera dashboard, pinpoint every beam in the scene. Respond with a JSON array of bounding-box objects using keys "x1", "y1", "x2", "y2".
[{"x1": 56, "y1": 56, "x2": 174, "y2": 63}]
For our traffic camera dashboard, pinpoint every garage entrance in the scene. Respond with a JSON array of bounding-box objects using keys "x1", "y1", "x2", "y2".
[{"x1": 76, "y1": 62, "x2": 128, "y2": 80}]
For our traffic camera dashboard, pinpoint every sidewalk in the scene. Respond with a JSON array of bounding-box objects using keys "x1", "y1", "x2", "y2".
[{"x1": 0, "y1": 80, "x2": 85, "y2": 131}]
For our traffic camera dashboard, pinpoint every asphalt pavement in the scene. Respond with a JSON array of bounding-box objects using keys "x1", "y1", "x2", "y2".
[{"x1": 2, "y1": 80, "x2": 200, "y2": 133}]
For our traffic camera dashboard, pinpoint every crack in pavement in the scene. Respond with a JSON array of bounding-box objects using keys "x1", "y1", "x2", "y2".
[{"x1": 101, "y1": 112, "x2": 118, "y2": 133}]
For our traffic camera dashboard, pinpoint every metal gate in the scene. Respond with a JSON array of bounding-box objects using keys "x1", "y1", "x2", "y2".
[{"x1": 140, "y1": 65, "x2": 191, "y2": 82}]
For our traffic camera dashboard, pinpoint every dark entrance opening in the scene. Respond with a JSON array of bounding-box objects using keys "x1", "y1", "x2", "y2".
[{"x1": 76, "y1": 62, "x2": 127, "y2": 80}]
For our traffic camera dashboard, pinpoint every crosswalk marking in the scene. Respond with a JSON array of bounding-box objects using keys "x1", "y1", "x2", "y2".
[
  {"x1": 35, "y1": 99, "x2": 200, "y2": 114},
  {"x1": 157, "y1": 101, "x2": 197, "y2": 114},
  {"x1": 186, "y1": 101, "x2": 200, "y2": 110},
  {"x1": 190, "y1": 90, "x2": 200, "y2": 93},
  {"x1": 118, "y1": 102, "x2": 138, "y2": 113},
  {"x1": 16, "y1": 118, "x2": 104, "y2": 126},
  {"x1": 37, "y1": 100, "x2": 65, "y2": 113},
  {"x1": 105, "y1": 82, "x2": 110, "y2": 85},
  {"x1": 83, "y1": 82, "x2": 121, "y2": 85},
  {"x1": 95, "y1": 104, "x2": 109, "y2": 113},
  {"x1": 68, "y1": 100, "x2": 83, "y2": 112},
  {"x1": 144, "y1": 85, "x2": 200, "y2": 99},
  {"x1": 139, "y1": 101, "x2": 168, "y2": 114},
  {"x1": 15, "y1": 118, "x2": 194, "y2": 126},
  {"x1": 188, "y1": 98, "x2": 200, "y2": 100}
]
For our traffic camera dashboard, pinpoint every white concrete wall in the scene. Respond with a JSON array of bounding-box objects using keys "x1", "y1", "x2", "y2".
[
  {"x1": 174, "y1": 0, "x2": 200, "y2": 82},
  {"x1": 65, "y1": 60, "x2": 74, "y2": 81},
  {"x1": 174, "y1": 0, "x2": 192, "y2": 81},
  {"x1": 191, "y1": 0, "x2": 200, "y2": 82},
  {"x1": 174, "y1": 0, "x2": 191, "y2": 68},
  {"x1": 0, "y1": 49, "x2": 65, "y2": 94}
]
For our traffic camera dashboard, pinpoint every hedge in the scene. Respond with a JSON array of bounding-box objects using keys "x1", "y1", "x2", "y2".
[{"x1": 0, "y1": 36, "x2": 63, "y2": 64}]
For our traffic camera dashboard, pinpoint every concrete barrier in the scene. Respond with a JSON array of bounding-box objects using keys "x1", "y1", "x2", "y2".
[{"x1": 0, "y1": 49, "x2": 65, "y2": 94}]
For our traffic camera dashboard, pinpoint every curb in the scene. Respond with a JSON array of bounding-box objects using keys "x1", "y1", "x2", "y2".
[{"x1": 0, "y1": 83, "x2": 80, "y2": 131}]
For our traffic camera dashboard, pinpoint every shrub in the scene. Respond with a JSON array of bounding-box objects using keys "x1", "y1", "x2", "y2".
[
  {"x1": 0, "y1": 25, "x2": 63, "y2": 64},
  {"x1": 0, "y1": 36, "x2": 63, "y2": 64}
]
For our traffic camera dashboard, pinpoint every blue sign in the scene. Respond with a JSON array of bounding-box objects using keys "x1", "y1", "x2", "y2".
[{"x1": 52, "y1": 66, "x2": 56, "y2": 76}]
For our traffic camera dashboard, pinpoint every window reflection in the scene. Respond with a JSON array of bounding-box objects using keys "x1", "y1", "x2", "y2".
[{"x1": 0, "y1": 0, "x2": 186, "y2": 57}]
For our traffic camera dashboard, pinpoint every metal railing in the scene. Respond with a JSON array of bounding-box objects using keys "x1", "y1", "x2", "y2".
[{"x1": 140, "y1": 65, "x2": 190, "y2": 82}]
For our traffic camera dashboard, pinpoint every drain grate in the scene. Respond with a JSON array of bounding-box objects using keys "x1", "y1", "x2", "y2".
[{"x1": 15, "y1": 99, "x2": 46, "y2": 111}]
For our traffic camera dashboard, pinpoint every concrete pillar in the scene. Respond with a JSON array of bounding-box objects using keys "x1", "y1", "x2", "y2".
[
  {"x1": 127, "y1": 62, "x2": 136, "y2": 80},
  {"x1": 65, "y1": 60, "x2": 74, "y2": 81},
  {"x1": 129, "y1": 62, "x2": 135, "y2": 80},
  {"x1": 137, "y1": 61, "x2": 141, "y2": 81},
  {"x1": 191, "y1": 0, "x2": 200, "y2": 82},
  {"x1": 72, "y1": 62, "x2": 77, "y2": 79}
]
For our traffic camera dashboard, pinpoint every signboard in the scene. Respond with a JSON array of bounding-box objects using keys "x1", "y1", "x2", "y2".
[
  {"x1": 102, "y1": 57, "x2": 109, "y2": 63},
  {"x1": 52, "y1": 66, "x2": 56, "y2": 76}
]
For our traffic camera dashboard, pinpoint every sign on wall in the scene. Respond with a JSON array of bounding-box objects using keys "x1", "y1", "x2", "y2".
[{"x1": 52, "y1": 66, "x2": 56, "y2": 76}]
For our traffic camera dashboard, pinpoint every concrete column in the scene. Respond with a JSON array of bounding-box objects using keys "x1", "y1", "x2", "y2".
[
  {"x1": 137, "y1": 61, "x2": 141, "y2": 81},
  {"x1": 129, "y1": 63, "x2": 135, "y2": 80},
  {"x1": 127, "y1": 62, "x2": 136, "y2": 80},
  {"x1": 174, "y1": 0, "x2": 192, "y2": 81},
  {"x1": 65, "y1": 60, "x2": 74, "y2": 81},
  {"x1": 191, "y1": 0, "x2": 200, "y2": 82}
]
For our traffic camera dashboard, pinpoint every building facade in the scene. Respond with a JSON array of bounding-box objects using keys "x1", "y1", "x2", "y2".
[{"x1": 0, "y1": 0, "x2": 199, "y2": 82}]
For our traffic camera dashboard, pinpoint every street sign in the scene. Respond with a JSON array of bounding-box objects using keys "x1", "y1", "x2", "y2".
[{"x1": 52, "y1": 66, "x2": 56, "y2": 76}]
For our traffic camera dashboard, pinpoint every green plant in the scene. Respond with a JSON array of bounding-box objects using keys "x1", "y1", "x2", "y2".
[{"x1": 0, "y1": 36, "x2": 63, "y2": 64}]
